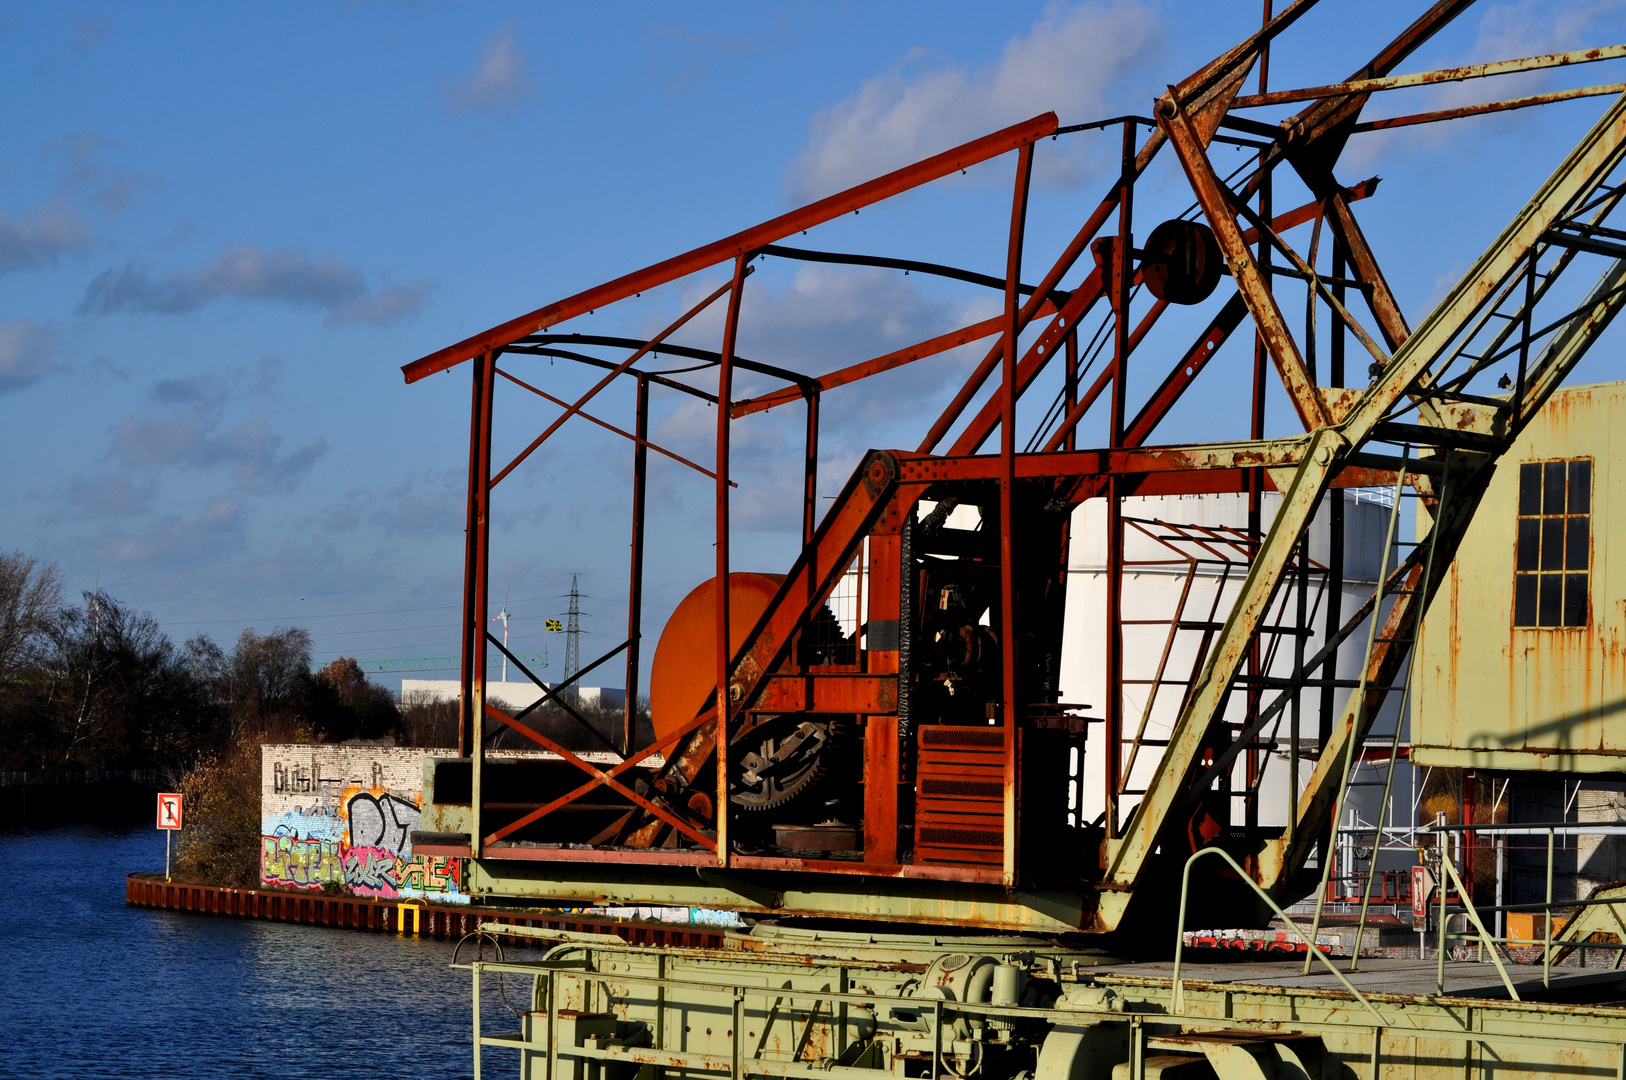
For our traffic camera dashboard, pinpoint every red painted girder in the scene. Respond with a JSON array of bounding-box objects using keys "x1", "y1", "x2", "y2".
[
  {"x1": 1161, "y1": 101, "x2": 1331, "y2": 431},
  {"x1": 483, "y1": 703, "x2": 716, "y2": 850},
  {"x1": 482, "y1": 705, "x2": 717, "y2": 846},
  {"x1": 916, "y1": 127, "x2": 1170, "y2": 454},
  {"x1": 1034, "y1": 298, "x2": 1168, "y2": 456},
  {"x1": 730, "y1": 316, "x2": 1003, "y2": 418},
  {"x1": 752, "y1": 674, "x2": 898, "y2": 714},
  {"x1": 1125, "y1": 465, "x2": 1402, "y2": 498},
  {"x1": 644, "y1": 452, "x2": 920, "y2": 811},
  {"x1": 402, "y1": 113, "x2": 1058, "y2": 384},
  {"x1": 1125, "y1": 293, "x2": 1250, "y2": 447},
  {"x1": 728, "y1": 453, "x2": 915, "y2": 714},
  {"x1": 898, "y1": 441, "x2": 1312, "y2": 485},
  {"x1": 959, "y1": 180, "x2": 1379, "y2": 459}
]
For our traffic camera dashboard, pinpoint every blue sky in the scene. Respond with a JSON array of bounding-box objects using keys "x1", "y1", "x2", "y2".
[{"x1": 4, "y1": 1, "x2": 1625, "y2": 694}]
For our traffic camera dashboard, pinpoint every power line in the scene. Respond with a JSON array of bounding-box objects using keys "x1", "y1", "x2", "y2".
[
  {"x1": 145, "y1": 590, "x2": 677, "y2": 629},
  {"x1": 126, "y1": 567, "x2": 698, "y2": 611},
  {"x1": 564, "y1": 574, "x2": 581, "y2": 703}
]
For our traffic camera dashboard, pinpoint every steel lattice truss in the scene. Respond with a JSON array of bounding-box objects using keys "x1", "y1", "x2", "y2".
[{"x1": 404, "y1": 0, "x2": 1626, "y2": 935}]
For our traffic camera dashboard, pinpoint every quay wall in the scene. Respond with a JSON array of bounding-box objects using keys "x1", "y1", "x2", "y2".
[{"x1": 126, "y1": 874, "x2": 726, "y2": 948}]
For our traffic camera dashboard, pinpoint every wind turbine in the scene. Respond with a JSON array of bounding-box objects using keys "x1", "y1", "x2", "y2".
[{"x1": 491, "y1": 592, "x2": 511, "y2": 682}]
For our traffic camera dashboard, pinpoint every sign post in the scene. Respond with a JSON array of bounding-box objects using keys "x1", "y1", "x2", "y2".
[{"x1": 157, "y1": 792, "x2": 183, "y2": 882}]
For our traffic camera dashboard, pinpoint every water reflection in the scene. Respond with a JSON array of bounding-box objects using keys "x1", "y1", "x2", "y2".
[{"x1": 0, "y1": 824, "x2": 527, "y2": 1079}]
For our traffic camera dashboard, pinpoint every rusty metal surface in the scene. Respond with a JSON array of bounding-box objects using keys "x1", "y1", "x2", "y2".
[
  {"x1": 470, "y1": 938, "x2": 1626, "y2": 1080},
  {"x1": 403, "y1": 0, "x2": 1626, "y2": 935},
  {"x1": 1415, "y1": 383, "x2": 1626, "y2": 772}
]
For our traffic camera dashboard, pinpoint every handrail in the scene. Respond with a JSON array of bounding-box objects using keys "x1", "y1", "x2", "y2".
[
  {"x1": 1436, "y1": 844, "x2": 1519, "y2": 999},
  {"x1": 1172, "y1": 846, "x2": 1407, "y2": 1027}
]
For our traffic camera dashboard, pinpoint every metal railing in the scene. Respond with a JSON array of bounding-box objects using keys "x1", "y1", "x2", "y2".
[
  {"x1": 458, "y1": 939, "x2": 1078, "y2": 1080},
  {"x1": 1421, "y1": 821, "x2": 1626, "y2": 991}
]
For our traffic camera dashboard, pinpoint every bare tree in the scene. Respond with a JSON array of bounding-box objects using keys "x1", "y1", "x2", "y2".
[
  {"x1": 0, "y1": 550, "x2": 61, "y2": 674},
  {"x1": 222, "y1": 627, "x2": 313, "y2": 739},
  {"x1": 311, "y1": 656, "x2": 399, "y2": 741}
]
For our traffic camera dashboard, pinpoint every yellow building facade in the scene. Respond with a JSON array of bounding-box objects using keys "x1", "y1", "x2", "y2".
[{"x1": 1415, "y1": 381, "x2": 1626, "y2": 772}]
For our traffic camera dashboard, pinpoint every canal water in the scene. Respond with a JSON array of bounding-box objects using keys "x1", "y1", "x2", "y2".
[{"x1": 1, "y1": 824, "x2": 542, "y2": 1079}]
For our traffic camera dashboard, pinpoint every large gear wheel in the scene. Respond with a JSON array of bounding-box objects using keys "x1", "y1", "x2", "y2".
[{"x1": 733, "y1": 714, "x2": 854, "y2": 815}]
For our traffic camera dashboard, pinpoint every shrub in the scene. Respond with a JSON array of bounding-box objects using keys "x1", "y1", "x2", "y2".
[{"x1": 174, "y1": 734, "x2": 267, "y2": 887}]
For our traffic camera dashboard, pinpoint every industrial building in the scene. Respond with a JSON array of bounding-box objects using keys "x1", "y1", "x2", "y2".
[{"x1": 400, "y1": 678, "x2": 626, "y2": 715}]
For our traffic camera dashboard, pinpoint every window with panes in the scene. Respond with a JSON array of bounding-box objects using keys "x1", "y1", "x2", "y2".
[{"x1": 1514, "y1": 458, "x2": 1591, "y2": 628}]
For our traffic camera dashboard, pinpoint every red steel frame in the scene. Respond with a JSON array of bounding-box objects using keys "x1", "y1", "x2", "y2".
[{"x1": 404, "y1": 0, "x2": 1626, "y2": 929}]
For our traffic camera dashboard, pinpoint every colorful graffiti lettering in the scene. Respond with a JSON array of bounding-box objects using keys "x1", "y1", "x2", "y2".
[
  {"x1": 335, "y1": 846, "x2": 463, "y2": 899},
  {"x1": 346, "y1": 792, "x2": 419, "y2": 853},
  {"x1": 343, "y1": 845, "x2": 407, "y2": 896},
  {"x1": 261, "y1": 834, "x2": 345, "y2": 888},
  {"x1": 403, "y1": 855, "x2": 461, "y2": 896}
]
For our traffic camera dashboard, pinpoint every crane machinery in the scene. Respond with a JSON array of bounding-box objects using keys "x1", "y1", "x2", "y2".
[{"x1": 400, "y1": 4, "x2": 1626, "y2": 1077}]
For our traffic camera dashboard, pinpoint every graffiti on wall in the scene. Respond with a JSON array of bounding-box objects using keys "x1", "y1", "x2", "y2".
[
  {"x1": 261, "y1": 834, "x2": 345, "y2": 888},
  {"x1": 347, "y1": 792, "x2": 419, "y2": 853},
  {"x1": 260, "y1": 747, "x2": 465, "y2": 902}
]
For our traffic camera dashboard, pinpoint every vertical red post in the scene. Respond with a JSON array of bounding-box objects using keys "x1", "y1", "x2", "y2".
[
  {"x1": 460, "y1": 351, "x2": 495, "y2": 756},
  {"x1": 1000, "y1": 143, "x2": 1034, "y2": 884},
  {"x1": 1246, "y1": 122, "x2": 1273, "y2": 833},
  {"x1": 624, "y1": 374, "x2": 649, "y2": 756},
  {"x1": 1463, "y1": 768, "x2": 1476, "y2": 901},
  {"x1": 803, "y1": 390, "x2": 820, "y2": 552},
  {"x1": 803, "y1": 390, "x2": 821, "y2": 645},
  {"x1": 714, "y1": 253, "x2": 750, "y2": 864},
  {"x1": 866, "y1": 507, "x2": 902, "y2": 866},
  {"x1": 460, "y1": 351, "x2": 495, "y2": 857},
  {"x1": 1104, "y1": 122, "x2": 1133, "y2": 839},
  {"x1": 1322, "y1": 241, "x2": 1346, "y2": 751}
]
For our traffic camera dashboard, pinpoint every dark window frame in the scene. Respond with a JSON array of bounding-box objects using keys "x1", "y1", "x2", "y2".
[{"x1": 1513, "y1": 457, "x2": 1592, "y2": 629}]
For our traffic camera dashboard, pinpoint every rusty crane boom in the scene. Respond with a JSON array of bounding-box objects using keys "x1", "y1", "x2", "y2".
[{"x1": 403, "y1": 1, "x2": 1626, "y2": 945}]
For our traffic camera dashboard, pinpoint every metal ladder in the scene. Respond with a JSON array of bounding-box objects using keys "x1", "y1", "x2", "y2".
[{"x1": 1300, "y1": 446, "x2": 1454, "y2": 971}]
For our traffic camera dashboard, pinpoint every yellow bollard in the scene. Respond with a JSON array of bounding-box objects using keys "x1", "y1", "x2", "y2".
[{"x1": 397, "y1": 899, "x2": 424, "y2": 936}]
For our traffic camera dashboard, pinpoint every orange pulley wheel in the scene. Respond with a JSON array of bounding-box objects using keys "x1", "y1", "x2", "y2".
[{"x1": 648, "y1": 573, "x2": 784, "y2": 743}]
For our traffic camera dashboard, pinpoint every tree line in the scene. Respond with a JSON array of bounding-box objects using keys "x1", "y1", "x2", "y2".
[
  {"x1": 0, "y1": 550, "x2": 406, "y2": 775},
  {"x1": 1, "y1": 549, "x2": 652, "y2": 885},
  {"x1": 0, "y1": 548, "x2": 651, "y2": 776}
]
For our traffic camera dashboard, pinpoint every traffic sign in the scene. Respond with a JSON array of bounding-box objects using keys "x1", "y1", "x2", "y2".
[
  {"x1": 1411, "y1": 864, "x2": 1433, "y2": 920},
  {"x1": 157, "y1": 792, "x2": 183, "y2": 830}
]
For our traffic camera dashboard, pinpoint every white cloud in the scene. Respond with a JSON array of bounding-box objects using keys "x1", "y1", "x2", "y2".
[
  {"x1": 443, "y1": 27, "x2": 537, "y2": 118},
  {"x1": 105, "y1": 371, "x2": 328, "y2": 494},
  {"x1": 647, "y1": 24, "x2": 757, "y2": 93},
  {"x1": 786, "y1": 1, "x2": 1164, "y2": 200},
  {"x1": 648, "y1": 264, "x2": 999, "y2": 532},
  {"x1": 110, "y1": 412, "x2": 327, "y2": 493},
  {"x1": 1343, "y1": 1, "x2": 1626, "y2": 168},
  {"x1": 1472, "y1": 0, "x2": 1624, "y2": 61},
  {"x1": 44, "y1": 132, "x2": 155, "y2": 214},
  {"x1": 0, "y1": 319, "x2": 55, "y2": 393},
  {"x1": 78, "y1": 244, "x2": 431, "y2": 326},
  {"x1": 0, "y1": 196, "x2": 91, "y2": 277},
  {"x1": 65, "y1": 469, "x2": 156, "y2": 518},
  {"x1": 93, "y1": 497, "x2": 246, "y2": 568},
  {"x1": 327, "y1": 277, "x2": 436, "y2": 327}
]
